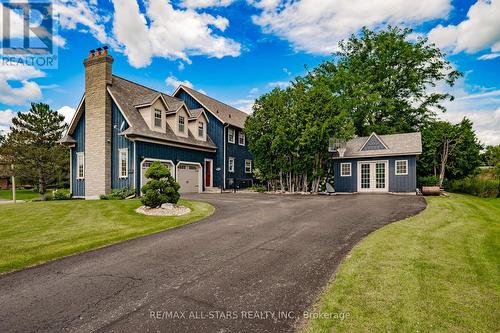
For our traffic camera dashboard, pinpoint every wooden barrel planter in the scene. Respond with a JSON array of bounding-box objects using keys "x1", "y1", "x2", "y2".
[{"x1": 421, "y1": 186, "x2": 441, "y2": 196}]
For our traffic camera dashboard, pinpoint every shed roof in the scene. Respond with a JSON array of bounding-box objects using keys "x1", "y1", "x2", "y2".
[{"x1": 334, "y1": 132, "x2": 422, "y2": 159}]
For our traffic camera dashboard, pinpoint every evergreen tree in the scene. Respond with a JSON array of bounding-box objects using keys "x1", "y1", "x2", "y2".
[{"x1": 0, "y1": 103, "x2": 68, "y2": 194}]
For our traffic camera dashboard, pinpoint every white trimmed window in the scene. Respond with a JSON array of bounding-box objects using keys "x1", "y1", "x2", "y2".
[
  {"x1": 154, "y1": 109, "x2": 162, "y2": 128},
  {"x1": 228, "y1": 128, "x2": 235, "y2": 143},
  {"x1": 228, "y1": 157, "x2": 235, "y2": 173},
  {"x1": 198, "y1": 122, "x2": 204, "y2": 137},
  {"x1": 245, "y1": 160, "x2": 252, "y2": 173},
  {"x1": 340, "y1": 162, "x2": 351, "y2": 177},
  {"x1": 178, "y1": 115, "x2": 185, "y2": 133},
  {"x1": 119, "y1": 148, "x2": 128, "y2": 178},
  {"x1": 76, "y1": 152, "x2": 85, "y2": 179},
  {"x1": 395, "y1": 160, "x2": 408, "y2": 175},
  {"x1": 239, "y1": 132, "x2": 246, "y2": 146}
]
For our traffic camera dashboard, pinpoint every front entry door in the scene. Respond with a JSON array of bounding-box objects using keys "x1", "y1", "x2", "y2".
[
  {"x1": 358, "y1": 161, "x2": 388, "y2": 192},
  {"x1": 204, "y1": 160, "x2": 212, "y2": 187}
]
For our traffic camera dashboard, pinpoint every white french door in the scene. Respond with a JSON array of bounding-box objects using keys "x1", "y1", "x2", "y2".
[{"x1": 357, "y1": 161, "x2": 388, "y2": 192}]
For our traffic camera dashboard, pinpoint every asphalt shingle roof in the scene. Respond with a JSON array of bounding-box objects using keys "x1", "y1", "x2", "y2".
[
  {"x1": 178, "y1": 85, "x2": 249, "y2": 128},
  {"x1": 336, "y1": 132, "x2": 422, "y2": 158},
  {"x1": 109, "y1": 75, "x2": 216, "y2": 150}
]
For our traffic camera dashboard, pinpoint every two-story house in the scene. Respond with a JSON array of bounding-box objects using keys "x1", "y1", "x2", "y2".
[{"x1": 60, "y1": 48, "x2": 253, "y2": 199}]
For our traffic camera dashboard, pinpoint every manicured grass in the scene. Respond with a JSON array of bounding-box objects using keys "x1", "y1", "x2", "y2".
[
  {"x1": 0, "y1": 199, "x2": 214, "y2": 274},
  {"x1": 0, "y1": 189, "x2": 42, "y2": 201},
  {"x1": 303, "y1": 193, "x2": 499, "y2": 333}
]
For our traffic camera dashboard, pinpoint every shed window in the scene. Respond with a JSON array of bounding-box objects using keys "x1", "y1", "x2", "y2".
[
  {"x1": 119, "y1": 148, "x2": 128, "y2": 178},
  {"x1": 245, "y1": 160, "x2": 252, "y2": 173},
  {"x1": 340, "y1": 162, "x2": 351, "y2": 177},
  {"x1": 228, "y1": 157, "x2": 235, "y2": 173},
  {"x1": 178, "y1": 115, "x2": 185, "y2": 133},
  {"x1": 198, "y1": 122, "x2": 204, "y2": 137},
  {"x1": 395, "y1": 160, "x2": 408, "y2": 175},
  {"x1": 76, "y1": 152, "x2": 85, "y2": 179},
  {"x1": 239, "y1": 132, "x2": 245, "y2": 146},
  {"x1": 154, "y1": 109, "x2": 162, "y2": 128},
  {"x1": 228, "y1": 128, "x2": 235, "y2": 143}
]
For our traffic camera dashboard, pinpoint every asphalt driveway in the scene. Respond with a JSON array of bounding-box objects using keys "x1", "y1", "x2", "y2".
[{"x1": 0, "y1": 193, "x2": 425, "y2": 333}]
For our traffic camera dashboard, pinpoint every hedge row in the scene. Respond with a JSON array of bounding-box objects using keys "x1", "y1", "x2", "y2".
[{"x1": 447, "y1": 177, "x2": 499, "y2": 198}]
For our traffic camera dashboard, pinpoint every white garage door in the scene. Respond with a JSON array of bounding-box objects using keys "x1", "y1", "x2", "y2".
[
  {"x1": 177, "y1": 164, "x2": 200, "y2": 193},
  {"x1": 141, "y1": 160, "x2": 173, "y2": 190}
]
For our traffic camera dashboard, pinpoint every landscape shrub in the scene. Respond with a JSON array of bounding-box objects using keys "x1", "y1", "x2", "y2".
[
  {"x1": 100, "y1": 187, "x2": 135, "y2": 200},
  {"x1": 250, "y1": 184, "x2": 266, "y2": 193},
  {"x1": 140, "y1": 162, "x2": 180, "y2": 208},
  {"x1": 447, "y1": 177, "x2": 499, "y2": 198},
  {"x1": 53, "y1": 190, "x2": 72, "y2": 200},
  {"x1": 418, "y1": 175, "x2": 438, "y2": 187}
]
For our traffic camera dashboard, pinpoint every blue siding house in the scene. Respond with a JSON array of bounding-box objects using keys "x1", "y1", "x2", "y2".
[
  {"x1": 332, "y1": 132, "x2": 422, "y2": 194},
  {"x1": 60, "y1": 48, "x2": 253, "y2": 199}
]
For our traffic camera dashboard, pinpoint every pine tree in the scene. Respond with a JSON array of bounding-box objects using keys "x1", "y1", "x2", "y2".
[{"x1": 0, "y1": 103, "x2": 68, "y2": 194}]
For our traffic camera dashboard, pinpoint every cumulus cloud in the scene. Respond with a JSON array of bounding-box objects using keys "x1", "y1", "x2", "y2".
[
  {"x1": 267, "y1": 80, "x2": 291, "y2": 88},
  {"x1": 57, "y1": 106, "x2": 76, "y2": 124},
  {"x1": 435, "y1": 77, "x2": 500, "y2": 146},
  {"x1": 428, "y1": 0, "x2": 500, "y2": 54},
  {"x1": 54, "y1": 0, "x2": 116, "y2": 47},
  {"x1": 165, "y1": 75, "x2": 194, "y2": 90},
  {"x1": 250, "y1": 0, "x2": 451, "y2": 54},
  {"x1": 111, "y1": 0, "x2": 241, "y2": 68},
  {"x1": 180, "y1": 0, "x2": 236, "y2": 8},
  {"x1": 0, "y1": 62, "x2": 45, "y2": 105},
  {"x1": 0, "y1": 109, "x2": 16, "y2": 134}
]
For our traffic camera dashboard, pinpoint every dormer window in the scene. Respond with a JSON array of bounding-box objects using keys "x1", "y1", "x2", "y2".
[
  {"x1": 154, "y1": 109, "x2": 162, "y2": 128},
  {"x1": 178, "y1": 115, "x2": 185, "y2": 133},
  {"x1": 198, "y1": 122, "x2": 204, "y2": 137}
]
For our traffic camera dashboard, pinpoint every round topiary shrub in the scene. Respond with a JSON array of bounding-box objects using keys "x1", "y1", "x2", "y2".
[{"x1": 141, "y1": 161, "x2": 180, "y2": 208}]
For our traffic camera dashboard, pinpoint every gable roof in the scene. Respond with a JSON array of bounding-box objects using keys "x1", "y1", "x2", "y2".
[
  {"x1": 62, "y1": 75, "x2": 216, "y2": 151},
  {"x1": 334, "y1": 132, "x2": 422, "y2": 159},
  {"x1": 175, "y1": 85, "x2": 249, "y2": 128},
  {"x1": 360, "y1": 133, "x2": 388, "y2": 151},
  {"x1": 108, "y1": 76, "x2": 216, "y2": 150}
]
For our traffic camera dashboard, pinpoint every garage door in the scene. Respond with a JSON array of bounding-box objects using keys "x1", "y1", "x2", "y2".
[
  {"x1": 141, "y1": 160, "x2": 173, "y2": 190},
  {"x1": 177, "y1": 164, "x2": 200, "y2": 193}
]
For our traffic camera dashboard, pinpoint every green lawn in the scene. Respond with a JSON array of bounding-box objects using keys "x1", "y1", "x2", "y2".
[
  {"x1": 0, "y1": 189, "x2": 42, "y2": 201},
  {"x1": 0, "y1": 199, "x2": 214, "y2": 274},
  {"x1": 303, "y1": 193, "x2": 499, "y2": 333}
]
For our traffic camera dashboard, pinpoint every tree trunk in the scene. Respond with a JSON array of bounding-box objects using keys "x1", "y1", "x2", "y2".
[
  {"x1": 438, "y1": 140, "x2": 449, "y2": 188},
  {"x1": 38, "y1": 169, "x2": 46, "y2": 195}
]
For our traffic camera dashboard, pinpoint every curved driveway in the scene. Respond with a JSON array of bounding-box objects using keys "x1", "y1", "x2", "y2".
[{"x1": 0, "y1": 193, "x2": 425, "y2": 333}]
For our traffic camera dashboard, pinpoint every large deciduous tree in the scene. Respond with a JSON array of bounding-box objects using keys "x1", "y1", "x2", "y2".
[
  {"x1": 418, "y1": 118, "x2": 482, "y2": 186},
  {"x1": 0, "y1": 103, "x2": 68, "y2": 194},
  {"x1": 317, "y1": 26, "x2": 461, "y2": 136}
]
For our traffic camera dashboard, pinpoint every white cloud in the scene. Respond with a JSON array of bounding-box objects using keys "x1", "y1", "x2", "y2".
[
  {"x1": 231, "y1": 99, "x2": 254, "y2": 113},
  {"x1": 112, "y1": 0, "x2": 152, "y2": 67},
  {"x1": 178, "y1": 62, "x2": 186, "y2": 71},
  {"x1": 434, "y1": 76, "x2": 500, "y2": 145},
  {"x1": 111, "y1": 0, "x2": 241, "y2": 68},
  {"x1": 180, "y1": 0, "x2": 235, "y2": 8},
  {"x1": 428, "y1": 0, "x2": 500, "y2": 54},
  {"x1": 251, "y1": 0, "x2": 451, "y2": 54},
  {"x1": 54, "y1": 0, "x2": 116, "y2": 47},
  {"x1": 57, "y1": 106, "x2": 76, "y2": 124},
  {"x1": 477, "y1": 53, "x2": 500, "y2": 60},
  {"x1": 0, "y1": 109, "x2": 16, "y2": 134},
  {"x1": 283, "y1": 67, "x2": 291, "y2": 76},
  {"x1": 0, "y1": 62, "x2": 45, "y2": 105},
  {"x1": 267, "y1": 80, "x2": 291, "y2": 88},
  {"x1": 247, "y1": 0, "x2": 280, "y2": 10},
  {"x1": 165, "y1": 75, "x2": 207, "y2": 94}
]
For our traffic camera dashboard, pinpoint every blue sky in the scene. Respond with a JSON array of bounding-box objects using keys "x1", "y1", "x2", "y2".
[{"x1": 1, "y1": 0, "x2": 499, "y2": 144}]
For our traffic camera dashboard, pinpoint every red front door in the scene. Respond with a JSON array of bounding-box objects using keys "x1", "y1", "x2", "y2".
[{"x1": 205, "y1": 160, "x2": 212, "y2": 187}]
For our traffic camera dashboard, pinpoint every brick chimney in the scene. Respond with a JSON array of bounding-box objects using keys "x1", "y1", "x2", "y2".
[{"x1": 83, "y1": 46, "x2": 113, "y2": 198}]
